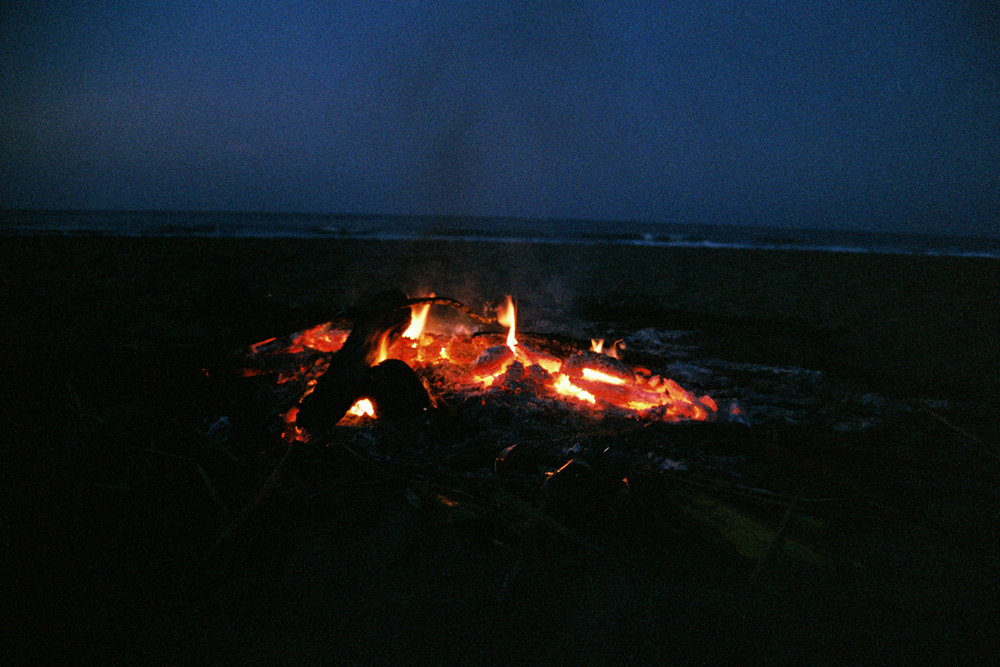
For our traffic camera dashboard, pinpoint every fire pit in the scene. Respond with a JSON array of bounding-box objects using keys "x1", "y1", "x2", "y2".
[
  {"x1": 241, "y1": 291, "x2": 719, "y2": 440},
  {"x1": 211, "y1": 288, "x2": 922, "y2": 569}
]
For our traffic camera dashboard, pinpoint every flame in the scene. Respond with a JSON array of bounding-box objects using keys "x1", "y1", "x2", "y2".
[
  {"x1": 404, "y1": 295, "x2": 433, "y2": 339},
  {"x1": 590, "y1": 338, "x2": 622, "y2": 358},
  {"x1": 375, "y1": 330, "x2": 392, "y2": 364},
  {"x1": 349, "y1": 398, "x2": 375, "y2": 417},
  {"x1": 497, "y1": 296, "x2": 517, "y2": 350}
]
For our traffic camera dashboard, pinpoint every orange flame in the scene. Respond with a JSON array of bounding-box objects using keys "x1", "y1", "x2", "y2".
[
  {"x1": 404, "y1": 295, "x2": 433, "y2": 339},
  {"x1": 591, "y1": 338, "x2": 621, "y2": 358},
  {"x1": 497, "y1": 296, "x2": 517, "y2": 350},
  {"x1": 375, "y1": 330, "x2": 392, "y2": 364},
  {"x1": 349, "y1": 398, "x2": 375, "y2": 417}
]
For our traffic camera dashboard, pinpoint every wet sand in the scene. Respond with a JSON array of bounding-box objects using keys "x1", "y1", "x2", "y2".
[{"x1": 3, "y1": 236, "x2": 999, "y2": 665}]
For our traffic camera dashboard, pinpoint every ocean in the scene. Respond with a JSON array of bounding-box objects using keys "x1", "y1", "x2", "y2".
[{"x1": 2, "y1": 209, "x2": 998, "y2": 258}]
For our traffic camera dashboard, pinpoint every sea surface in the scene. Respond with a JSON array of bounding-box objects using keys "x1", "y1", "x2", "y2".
[{"x1": 2, "y1": 209, "x2": 998, "y2": 258}]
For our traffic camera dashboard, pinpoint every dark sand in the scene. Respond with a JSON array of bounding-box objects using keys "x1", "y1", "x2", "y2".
[{"x1": 3, "y1": 236, "x2": 999, "y2": 665}]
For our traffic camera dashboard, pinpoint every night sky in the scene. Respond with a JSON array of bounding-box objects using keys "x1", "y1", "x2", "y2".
[{"x1": 2, "y1": 1, "x2": 998, "y2": 237}]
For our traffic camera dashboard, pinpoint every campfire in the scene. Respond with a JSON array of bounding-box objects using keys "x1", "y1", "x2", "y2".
[
  {"x1": 241, "y1": 290, "x2": 717, "y2": 442},
  {"x1": 220, "y1": 289, "x2": 908, "y2": 574}
]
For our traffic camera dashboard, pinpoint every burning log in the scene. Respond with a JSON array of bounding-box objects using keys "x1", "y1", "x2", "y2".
[
  {"x1": 293, "y1": 291, "x2": 494, "y2": 431},
  {"x1": 561, "y1": 351, "x2": 637, "y2": 385},
  {"x1": 295, "y1": 289, "x2": 415, "y2": 431},
  {"x1": 472, "y1": 344, "x2": 516, "y2": 379}
]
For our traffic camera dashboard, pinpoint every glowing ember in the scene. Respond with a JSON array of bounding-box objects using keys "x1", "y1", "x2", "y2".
[
  {"x1": 349, "y1": 398, "x2": 375, "y2": 417},
  {"x1": 553, "y1": 374, "x2": 597, "y2": 403},
  {"x1": 244, "y1": 292, "x2": 717, "y2": 430},
  {"x1": 582, "y1": 368, "x2": 627, "y2": 385},
  {"x1": 375, "y1": 330, "x2": 392, "y2": 364},
  {"x1": 289, "y1": 326, "x2": 348, "y2": 353},
  {"x1": 280, "y1": 406, "x2": 308, "y2": 443},
  {"x1": 473, "y1": 345, "x2": 515, "y2": 386}
]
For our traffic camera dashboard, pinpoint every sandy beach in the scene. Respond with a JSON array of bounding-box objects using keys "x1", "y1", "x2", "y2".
[{"x1": 3, "y1": 236, "x2": 999, "y2": 665}]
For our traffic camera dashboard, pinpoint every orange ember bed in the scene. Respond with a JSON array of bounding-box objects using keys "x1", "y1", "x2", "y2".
[{"x1": 243, "y1": 294, "x2": 717, "y2": 443}]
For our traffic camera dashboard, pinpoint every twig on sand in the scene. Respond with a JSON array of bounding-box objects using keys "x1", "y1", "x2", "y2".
[
  {"x1": 921, "y1": 403, "x2": 1000, "y2": 461},
  {"x1": 750, "y1": 484, "x2": 807, "y2": 583},
  {"x1": 196, "y1": 441, "x2": 300, "y2": 571},
  {"x1": 339, "y1": 444, "x2": 594, "y2": 555},
  {"x1": 142, "y1": 447, "x2": 229, "y2": 519},
  {"x1": 64, "y1": 380, "x2": 103, "y2": 425},
  {"x1": 493, "y1": 488, "x2": 609, "y2": 558}
]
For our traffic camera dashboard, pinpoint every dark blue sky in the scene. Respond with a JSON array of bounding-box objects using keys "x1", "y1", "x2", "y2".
[{"x1": 2, "y1": 1, "x2": 998, "y2": 236}]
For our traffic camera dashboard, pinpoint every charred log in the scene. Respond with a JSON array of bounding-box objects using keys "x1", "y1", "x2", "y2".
[
  {"x1": 295, "y1": 290, "x2": 413, "y2": 431},
  {"x1": 371, "y1": 359, "x2": 431, "y2": 419},
  {"x1": 293, "y1": 292, "x2": 499, "y2": 431}
]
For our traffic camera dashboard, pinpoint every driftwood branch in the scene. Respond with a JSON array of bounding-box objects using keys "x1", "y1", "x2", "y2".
[
  {"x1": 196, "y1": 438, "x2": 301, "y2": 573},
  {"x1": 402, "y1": 296, "x2": 498, "y2": 324}
]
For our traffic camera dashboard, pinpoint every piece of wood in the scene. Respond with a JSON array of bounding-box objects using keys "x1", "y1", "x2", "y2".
[
  {"x1": 294, "y1": 292, "x2": 497, "y2": 431},
  {"x1": 295, "y1": 289, "x2": 412, "y2": 431},
  {"x1": 371, "y1": 358, "x2": 430, "y2": 419}
]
